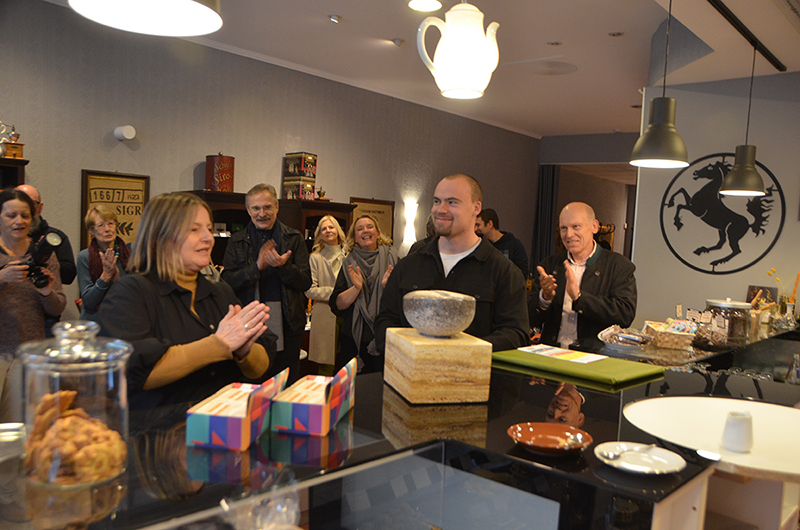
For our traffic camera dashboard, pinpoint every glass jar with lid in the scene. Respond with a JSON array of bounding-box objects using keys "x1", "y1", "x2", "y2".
[
  {"x1": 705, "y1": 299, "x2": 751, "y2": 346},
  {"x1": 19, "y1": 320, "x2": 132, "y2": 486}
]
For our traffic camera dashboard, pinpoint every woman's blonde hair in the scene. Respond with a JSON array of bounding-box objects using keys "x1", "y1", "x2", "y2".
[
  {"x1": 84, "y1": 204, "x2": 118, "y2": 231},
  {"x1": 128, "y1": 192, "x2": 213, "y2": 282},
  {"x1": 311, "y1": 215, "x2": 346, "y2": 253},
  {"x1": 345, "y1": 214, "x2": 392, "y2": 252}
]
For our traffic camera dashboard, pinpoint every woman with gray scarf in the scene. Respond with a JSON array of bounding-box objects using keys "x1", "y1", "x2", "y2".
[{"x1": 330, "y1": 214, "x2": 396, "y2": 373}]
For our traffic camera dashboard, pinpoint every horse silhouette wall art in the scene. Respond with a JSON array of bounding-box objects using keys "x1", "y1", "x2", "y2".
[{"x1": 659, "y1": 154, "x2": 785, "y2": 275}]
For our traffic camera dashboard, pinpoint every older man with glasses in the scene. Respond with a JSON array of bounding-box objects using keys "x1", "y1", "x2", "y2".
[{"x1": 221, "y1": 184, "x2": 311, "y2": 383}]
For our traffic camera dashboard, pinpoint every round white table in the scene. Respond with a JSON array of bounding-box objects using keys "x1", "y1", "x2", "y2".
[{"x1": 624, "y1": 396, "x2": 800, "y2": 482}]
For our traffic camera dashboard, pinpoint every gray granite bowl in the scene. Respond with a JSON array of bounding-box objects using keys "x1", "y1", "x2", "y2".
[{"x1": 403, "y1": 290, "x2": 476, "y2": 338}]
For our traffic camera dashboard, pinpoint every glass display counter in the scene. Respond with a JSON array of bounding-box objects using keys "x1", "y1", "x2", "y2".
[{"x1": 6, "y1": 365, "x2": 799, "y2": 529}]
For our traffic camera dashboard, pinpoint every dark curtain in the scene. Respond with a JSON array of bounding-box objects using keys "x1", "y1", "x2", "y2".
[{"x1": 531, "y1": 164, "x2": 560, "y2": 267}]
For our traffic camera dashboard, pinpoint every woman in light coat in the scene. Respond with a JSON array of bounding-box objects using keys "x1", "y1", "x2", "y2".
[{"x1": 305, "y1": 216, "x2": 346, "y2": 368}]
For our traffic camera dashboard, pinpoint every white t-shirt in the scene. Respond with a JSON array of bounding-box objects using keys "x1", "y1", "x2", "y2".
[{"x1": 440, "y1": 240, "x2": 481, "y2": 277}]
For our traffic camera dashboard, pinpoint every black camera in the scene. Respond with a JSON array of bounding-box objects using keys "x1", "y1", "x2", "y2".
[{"x1": 26, "y1": 232, "x2": 63, "y2": 288}]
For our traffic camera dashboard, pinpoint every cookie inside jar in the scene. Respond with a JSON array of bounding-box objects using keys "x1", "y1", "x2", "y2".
[{"x1": 19, "y1": 321, "x2": 132, "y2": 486}]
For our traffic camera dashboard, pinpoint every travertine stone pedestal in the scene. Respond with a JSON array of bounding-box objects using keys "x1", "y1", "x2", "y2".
[{"x1": 384, "y1": 327, "x2": 492, "y2": 404}]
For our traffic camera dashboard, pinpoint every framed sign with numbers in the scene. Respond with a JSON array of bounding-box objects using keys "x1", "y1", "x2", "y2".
[{"x1": 80, "y1": 170, "x2": 150, "y2": 249}]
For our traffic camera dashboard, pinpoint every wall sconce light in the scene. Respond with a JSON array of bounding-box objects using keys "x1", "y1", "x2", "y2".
[
  {"x1": 68, "y1": 0, "x2": 223, "y2": 37},
  {"x1": 403, "y1": 198, "x2": 419, "y2": 247},
  {"x1": 630, "y1": 0, "x2": 688, "y2": 169},
  {"x1": 719, "y1": 47, "x2": 765, "y2": 197},
  {"x1": 114, "y1": 125, "x2": 136, "y2": 141},
  {"x1": 417, "y1": 3, "x2": 499, "y2": 99}
]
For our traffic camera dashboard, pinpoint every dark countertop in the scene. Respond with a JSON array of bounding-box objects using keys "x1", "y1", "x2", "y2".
[{"x1": 15, "y1": 336, "x2": 800, "y2": 529}]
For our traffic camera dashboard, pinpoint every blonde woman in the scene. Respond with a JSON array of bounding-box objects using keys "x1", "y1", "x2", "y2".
[
  {"x1": 304, "y1": 216, "x2": 346, "y2": 368},
  {"x1": 97, "y1": 193, "x2": 275, "y2": 409},
  {"x1": 330, "y1": 214, "x2": 396, "y2": 373},
  {"x1": 77, "y1": 205, "x2": 130, "y2": 320}
]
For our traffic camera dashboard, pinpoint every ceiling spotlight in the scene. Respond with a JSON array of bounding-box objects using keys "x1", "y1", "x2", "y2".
[
  {"x1": 408, "y1": 0, "x2": 442, "y2": 12},
  {"x1": 608, "y1": 32, "x2": 624, "y2": 37},
  {"x1": 546, "y1": 41, "x2": 562, "y2": 46},
  {"x1": 329, "y1": 14, "x2": 340, "y2": 23},
  {"x1": 392, "y1": 38, "x2": 405, "y2": 47},
  {"x1": 68, "y1": 0, "x2": 223, "y2": 37}
]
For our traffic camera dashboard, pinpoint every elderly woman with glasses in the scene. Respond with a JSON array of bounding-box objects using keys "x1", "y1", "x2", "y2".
[
  {"x1": 97, "y1": 193, "x2": 275, "y2": 409},
  {"x1": 76, "y1": 205, "x2": 131, "y2": 320}
]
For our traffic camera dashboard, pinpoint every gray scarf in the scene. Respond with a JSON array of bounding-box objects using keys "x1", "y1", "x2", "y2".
[{"x1": 343, "y1": 245, "x2": 395, "y2": 355}]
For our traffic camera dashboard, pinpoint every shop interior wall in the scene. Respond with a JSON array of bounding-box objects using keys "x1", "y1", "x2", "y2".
[
  {"x1": 631, "y1": 73, "x2": 800, "y2": 328},
  {"x1": 555, "y1": 169, "x2": 629, "y2": 253},
  {"x1": 0, "y1": 0, "x2": 539, "y2": 320}
]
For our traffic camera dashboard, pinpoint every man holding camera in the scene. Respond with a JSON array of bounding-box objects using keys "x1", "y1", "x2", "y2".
[{"x1": 15, "y1": 184, "x2": 76, "y2": 285}]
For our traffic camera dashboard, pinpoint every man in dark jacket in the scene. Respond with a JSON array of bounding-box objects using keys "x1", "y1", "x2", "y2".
[
  {"x1": 475, "y1": 208, "x2": 529, "y2": 276},
  {"x1": 222, "y1": 184, "x2": 311, "y2": 381},
  {"x1": 17, "y1": 184, "x2": 76, "y2": 337},
  {"x1": 529, "y1": 202, "x2": 636, "y2": 353},
  {"x1": 16, "y1": 184, "x2": 76, "y2": 285},
  {"x1": 376, "y1": 174, "x2": 530, "y2": 353}
]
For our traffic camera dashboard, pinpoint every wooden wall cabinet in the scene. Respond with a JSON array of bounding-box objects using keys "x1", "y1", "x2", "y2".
[
  {"x1": 0, "y1": 157, "x2": 28, "y2": 188},
  {"x1": 187, "y1": 191, "x2": 355, "y2": 262}
]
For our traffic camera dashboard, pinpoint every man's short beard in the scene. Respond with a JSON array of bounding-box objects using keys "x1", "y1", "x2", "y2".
[
  {"x1": 434, "y1": 225, "x2": 451, "y2": 237},
  {"x1": 29, "y1": 216, "x2": 42, "y2": 236}
]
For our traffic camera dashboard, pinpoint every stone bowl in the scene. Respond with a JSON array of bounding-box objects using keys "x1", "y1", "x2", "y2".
[{"x1": 403, "y1": 290, "x2": 476, "y2": 338}]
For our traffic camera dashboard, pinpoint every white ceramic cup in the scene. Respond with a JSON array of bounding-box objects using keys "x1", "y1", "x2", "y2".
[{"x1": 721, "y1": 410, "x2": 753, "y2": 453}]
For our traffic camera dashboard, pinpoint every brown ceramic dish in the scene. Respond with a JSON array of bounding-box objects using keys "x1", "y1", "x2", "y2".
[{"x1": 507, "y1": 422, "x2": 593, "y2": 456}]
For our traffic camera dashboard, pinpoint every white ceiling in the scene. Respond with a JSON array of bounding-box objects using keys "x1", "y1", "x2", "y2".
[{"x1": 47, "y1": 0, "x2": 800, "y2": 140}]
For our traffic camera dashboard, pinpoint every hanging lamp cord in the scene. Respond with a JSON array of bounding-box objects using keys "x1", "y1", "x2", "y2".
[
  {"x1": 662, "y1": 0, "x2": 673, "y2": 98},
  {"x1": 745, "y1": 45, "x2": 756, "y2": 145}
]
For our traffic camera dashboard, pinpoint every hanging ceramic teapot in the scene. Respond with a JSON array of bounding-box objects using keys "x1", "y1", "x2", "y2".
[{"x1": 417, "y1": 3, "x2": 499, "y2": 99}]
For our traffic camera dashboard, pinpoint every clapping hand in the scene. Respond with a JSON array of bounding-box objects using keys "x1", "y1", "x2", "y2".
[
  {"x1": 563, "y1": 260, "x2": 580, "y2": 301},
  {"x1": 257, "y1": 240, "x2": 292, "y2": 270},
  {"x1": 537, "y1": 265, "x2": 557, "y2": 301},
  {"x1": 348, "y1": 264, "x2": 363, "y2": 292},
  {"x1": 100, "y1": 247, "x2": 119, "y2": 283},
  {"x1": 215, "y1": 301, "x2": 270, "y2": 359},
  {"x1": 381, "y1": 264, "x2": 394, "y2": 287}
]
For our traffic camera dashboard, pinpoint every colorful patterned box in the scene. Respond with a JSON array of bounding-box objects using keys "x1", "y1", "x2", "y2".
[
  {"x1": 268, "y1": 408, "x2": 354, "y2": 469},
  {"x1": 186, "y1": 369, "x2": 289, "y2": 450},
  {"x1": 270, "y1": 358, "x2": 356, "y2": 436}
]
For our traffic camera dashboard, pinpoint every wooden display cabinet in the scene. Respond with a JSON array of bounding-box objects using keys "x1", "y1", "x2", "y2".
[
  {"x1": 278, "y1": 199, "x2": 356, "y2": 244},
  {"x1": 0, "y1": 157, "x2": 28, "y2": 188},
  {"x1": 187, "y1": 191, "x2": 356, "y2": 261}
]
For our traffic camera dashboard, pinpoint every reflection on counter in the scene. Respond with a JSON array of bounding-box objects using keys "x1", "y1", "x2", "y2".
[
  {"x1": 134, "y1": 424, "x2": 204, "y2": 502},
  {"x1": 25, "y1": 473, "x2": 126, "y2": 530},
  {"x1": 381, "y1": 384, "x2": 488, "y2": 448}
]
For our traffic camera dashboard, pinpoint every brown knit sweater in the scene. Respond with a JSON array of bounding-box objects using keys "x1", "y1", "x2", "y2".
[{"x1": 0, "y1": 251, "x2": 67, "y2": 355}]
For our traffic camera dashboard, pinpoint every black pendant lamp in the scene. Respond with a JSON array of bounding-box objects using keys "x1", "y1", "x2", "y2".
[
  {"x1": 719, "y1": 47, "x2": 766, "y2": 197},
  {"x1": 630, "y1": 0, "x2": 688, "y2": 169}
]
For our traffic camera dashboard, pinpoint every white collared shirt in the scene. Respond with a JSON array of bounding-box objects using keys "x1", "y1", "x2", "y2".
[{"x1": 539, "y1": 242, "x2": 597, "y2": 349}]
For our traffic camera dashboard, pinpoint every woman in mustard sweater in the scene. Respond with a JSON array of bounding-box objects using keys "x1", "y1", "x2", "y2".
[{"x1": 98, "y1": 193, "x2": 276, "y2": 409}]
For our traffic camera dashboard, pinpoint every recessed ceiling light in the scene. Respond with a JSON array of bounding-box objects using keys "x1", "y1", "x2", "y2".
[
  {"x1": 329, "y1": 14, "x2": 340, "y2": 23},
  {"x1": 546, "y1": 41, "x2": 562, "y2": 46},
  {"x1": 608, "y1": 32, "x2": 624, "y2": 37},
  {"x1": 392, "y1": 38, "x2": 405, "y2": 47},
  {"x1": 408, "y1": 0, "x2": 442, "y2": 12}
]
